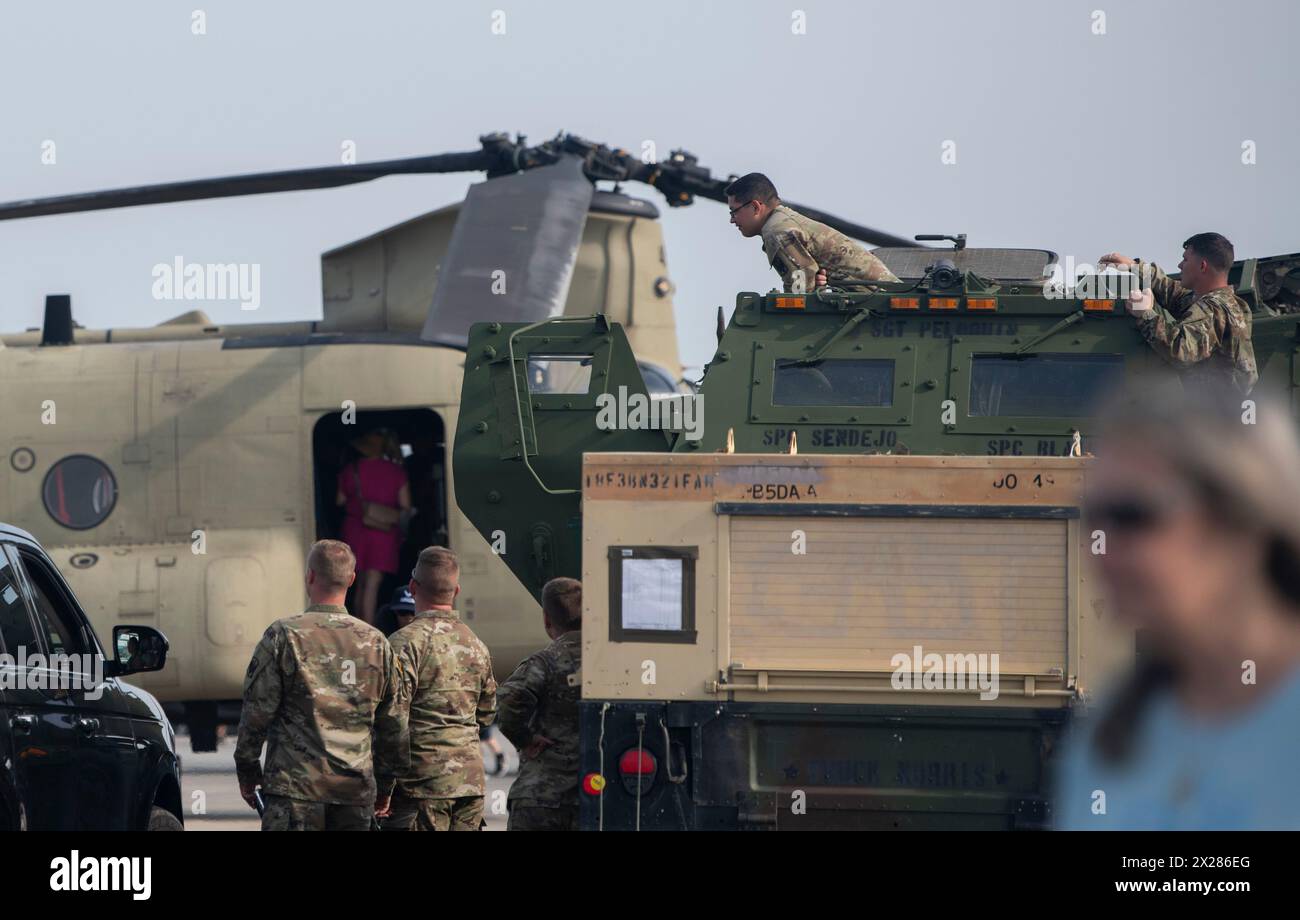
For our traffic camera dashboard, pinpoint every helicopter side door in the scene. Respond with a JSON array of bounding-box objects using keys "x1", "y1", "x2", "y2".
[{"x1": 453, "y1": 316, "x2": 672, "y2": 601}]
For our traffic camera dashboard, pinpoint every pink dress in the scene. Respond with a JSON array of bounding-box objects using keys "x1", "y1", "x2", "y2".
[{"x1": 338, "y1": 457, "x2": 408, "y2": 573}]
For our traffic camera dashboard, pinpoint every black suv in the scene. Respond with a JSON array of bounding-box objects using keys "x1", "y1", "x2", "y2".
[{"x1": 0, "y1": 522, "x2": 183, "y2": 830}]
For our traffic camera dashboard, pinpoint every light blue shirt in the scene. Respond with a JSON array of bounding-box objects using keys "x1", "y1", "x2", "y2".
[{"x1": 1055, "y1": 669, "x2": 1300, "y2": 830}]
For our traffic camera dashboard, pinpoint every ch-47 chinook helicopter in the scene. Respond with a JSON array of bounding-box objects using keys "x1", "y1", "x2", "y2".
[
  {"x1": 0, "y1": 132, "x2": 912, "y2": 752},
  {"x1": 453, "y1": 237, "x2": 1300, "y2": 830}
]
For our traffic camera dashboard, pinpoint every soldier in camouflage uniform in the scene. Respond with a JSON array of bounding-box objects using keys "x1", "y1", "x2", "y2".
[
  {"x1": 726, "y1": 172, "x2": 899, "y2": 294},
  {"x1": 498, "y1": 577, "x2": 583, "y2": 832},
  {"x1": 1100, "y1": 233, "x2": 1257, "y2": 395},
  {"x1": 380, "y1": 546, "x2": 497, "y2": 831},
  {"x1": 235, "y1": 540, "x2": 405, "y2": 831}
]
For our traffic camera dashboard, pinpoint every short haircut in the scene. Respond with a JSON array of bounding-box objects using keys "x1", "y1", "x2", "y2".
[
  {"x1": 541, "y1": 577, "x2": 582, "y2": 631},
  {"x1": 1182, "y1": 232, "x2": 1234, "y2": 274},
  {"x1": 412, "y1": 546, "x2": 459, "y2": 605},
  {"x1": 725, "y1": 173, "x2": 779, "y2": 205},
  {"x1": 308, "y1": 540, "x2": 356, "y2": 589}
]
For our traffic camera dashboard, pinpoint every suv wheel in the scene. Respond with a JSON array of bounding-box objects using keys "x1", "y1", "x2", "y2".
[{"x1": 148, "y1": 806, "x2": 184, "y2": 831}]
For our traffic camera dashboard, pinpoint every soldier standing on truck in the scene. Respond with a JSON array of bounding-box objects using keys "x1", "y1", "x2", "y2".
[
  {"x1": 234, "y1": 540, "x2": 405, "y2": 831},
  {"x1": 726, "y1": 172, "x2": 899, "y2": 293},
  {"x1": 1099, "y1": 233, "x2": 1258, "y2": 394},
  {"x1": 497, "y1": 577, "x2": 584, "y2": 831}
]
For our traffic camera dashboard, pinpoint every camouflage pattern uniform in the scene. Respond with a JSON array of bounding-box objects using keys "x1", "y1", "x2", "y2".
[
  {"x1": 1133, "y1": 260, "x2": 1258, "y2": 394},
  {"x1": 497, "y1": 630, "x2": 582, "y2": 831},
  {"x1": 234, "y1": 604, "x2": 405, "y2": 832},
  {"x1": 760, "y1": 204, "x2": 899, "y2": 293},
  {"x1": 381, "y1": 609, "x2": 497, "y2": 831}
]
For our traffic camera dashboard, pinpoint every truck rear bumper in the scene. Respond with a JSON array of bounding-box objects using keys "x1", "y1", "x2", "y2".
[{"x1": 579, "y1": 699, "x2": 1072, "y2": 830}]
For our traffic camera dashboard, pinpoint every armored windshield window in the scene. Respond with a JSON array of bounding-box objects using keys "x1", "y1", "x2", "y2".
[
  {"x1": 526, "y1": 354, "x2": 593, "y2": 395},
  {"x1": 969, "y1": 354, "x2": 1124, "y2": 417},
  {"x1": 773, "y1": 358, "x2": 893, "y2": 407}
]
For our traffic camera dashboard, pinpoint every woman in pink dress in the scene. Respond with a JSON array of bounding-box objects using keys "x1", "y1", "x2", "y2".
[{"x1": 336, "y1": 429, "x2": 411, "y2": 625}]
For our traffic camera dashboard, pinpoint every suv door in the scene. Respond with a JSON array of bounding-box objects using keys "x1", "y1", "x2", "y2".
[
  {"x1": 0, "y1": 543, "x2": 79, "y2": 830},
  {"x1": 0, "y1": 685, "x2": 16, "y2": 829},
  {"x1": 12, "y1": 545, "x2": 140, "y2": 830}
]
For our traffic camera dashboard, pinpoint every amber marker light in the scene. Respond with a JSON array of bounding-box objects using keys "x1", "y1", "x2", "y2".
[
  {"x1": 773, "y1": 295, "x2": 806, "y2": 309},
  {"x1": 929, "y1": 297, "x2": 959, "y2": 310},
  {"x1": 1083, "y1": 299, "x2": 1116, "y2": 312},
  {"x1": 889, "y1": 297, "x2": 920, "y2": 310},
  {"x1": 967, "y1": 298, "x2": 997, "y2": 311}
]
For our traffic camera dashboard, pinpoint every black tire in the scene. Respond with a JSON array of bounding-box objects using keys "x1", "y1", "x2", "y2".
[{"x1": 148, "y1": 806, "x2": 184, "y2": 831}]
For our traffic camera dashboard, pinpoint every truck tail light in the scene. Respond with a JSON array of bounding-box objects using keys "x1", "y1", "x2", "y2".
[{"x1": 618, "y1": 748, "x2": 657, "y2": 794}]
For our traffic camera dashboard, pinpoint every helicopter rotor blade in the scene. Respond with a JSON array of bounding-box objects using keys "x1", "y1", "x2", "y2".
[
  {"x1": 0, "y1": 151, "x2": 494, "y2": 221},
  {"x1": 421, "y1": 154, "x2": 594, "y2": 348},
  {"x1": 0, "y1": 130, "x2": 922, "y2": 250}
]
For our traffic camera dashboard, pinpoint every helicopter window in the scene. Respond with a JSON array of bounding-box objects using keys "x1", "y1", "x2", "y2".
[
  {"x1": 968, "y1": 354, "x2": 1124, "y2": 417},
  {"x1": 772, "y1": 358, "x2": 894, "y2": 407},
  {"x1": 41, "y1": 455, "x2": 118, "y2": 530},
  {"x1": 527, "y1": 354, "x2": 594, "y2": 395}
]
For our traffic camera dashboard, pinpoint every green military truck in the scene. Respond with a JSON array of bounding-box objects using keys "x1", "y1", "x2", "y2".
[{"x1": 452, "y1": 246, "x2": 1298, "y2": 828}]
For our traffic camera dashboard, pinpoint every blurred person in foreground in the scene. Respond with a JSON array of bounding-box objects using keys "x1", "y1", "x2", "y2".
[{"x1": 1055, "y1": 388, "x2": 1300, "y2": 830}]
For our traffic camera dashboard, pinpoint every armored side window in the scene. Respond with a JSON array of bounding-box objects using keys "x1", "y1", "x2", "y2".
[
  {"x1": 772, "y1": 358, "x2": 894, "y2": 407},
  {"x1": 526, "y1": 354, "x2": 594, "y2": 395},
  {"x1": 969, "y1": 353, "x2": 1124, "y2": 417}
]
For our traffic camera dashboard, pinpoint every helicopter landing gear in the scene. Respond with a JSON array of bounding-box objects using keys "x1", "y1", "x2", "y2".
[{"x1": 186, "y1": 701, "x2": 219, "y2": 753}]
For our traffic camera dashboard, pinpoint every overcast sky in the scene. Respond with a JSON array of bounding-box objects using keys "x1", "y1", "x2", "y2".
[{"x1": 2, "y1": 0, "x2": 1295, "y2": 373}]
